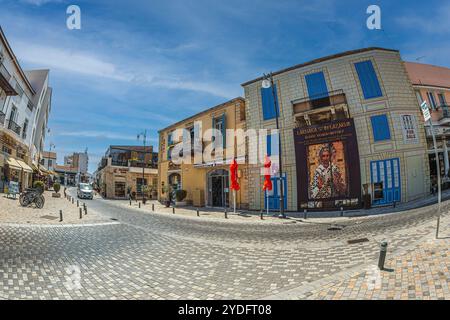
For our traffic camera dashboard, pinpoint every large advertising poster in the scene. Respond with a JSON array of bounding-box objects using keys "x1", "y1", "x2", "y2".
[{"x1": 294, "y1": 119, "x2": 361, "y2": 210}]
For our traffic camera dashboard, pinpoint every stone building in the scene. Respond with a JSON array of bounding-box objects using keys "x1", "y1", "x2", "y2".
[
  {"x1": 405, "y1": 62, "x2": 450, "y2": 187},
  {"x1": 242, "y1": 47, "x2": 430, "y2": 211},
  {"x1": 96, "y1": 146, "x2": 158, "y2": 199},
  {"x1": 158, "y1": 98, "x2": 249, "y2": 209}
]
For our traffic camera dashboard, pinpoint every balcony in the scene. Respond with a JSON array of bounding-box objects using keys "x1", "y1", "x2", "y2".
[
  {"x1": 0, "y1": 63, "x2": 17, "y2": 96},
  {"x1": 292, "y1": 89, "x2": 347, "y2": 115},
  {"x1": 0, "y1": 111, "x2": 5, "y2": 125},
  {"x1": 7, "y1": 119, "x2": 21, "y2": 136}
]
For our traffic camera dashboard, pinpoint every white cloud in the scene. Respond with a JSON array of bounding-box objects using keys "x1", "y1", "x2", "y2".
[{"x1": 19, "y1": 0, "x2": 64, "y2": 6}]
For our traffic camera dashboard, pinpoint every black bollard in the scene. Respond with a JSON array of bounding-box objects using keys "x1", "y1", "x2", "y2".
[
  {"x1": 225, "y1": 208, "x2": 228, "y2": 219},
  {"x1": 197, "y1": 209, "x2": 200, "y2": 217},
  {"x1": 129, "y1": 199, "x2": 131, "y2": 206},
  {"x1": 77, "y1": 200, "x2": 79, "y2": 207},
  {"x1": 152, "y1": 204, "x2": 155, "y2": 212},
  {"x1": 59, "y1": 210, "x2": 63, "y2": 222},
  {"x1": 173, "y1": 207, "x2": 175, "y2": 214},
  {"x1": 79, "y1": 208, "x2": 82, "y2": 219},
  {"x1": 72, "y1": 198, "x2": 74, "y2": 204},
  {"x1": 304, "y1": 209, "x2": 308, "y2": 220},
  {"x1": 378, "y1": 241, "x2": 388, "y2": 270},
  {"x1": 83, "y1": 203, "x2": 87, "y2": 215},
  {"x1": 260, "y1": 210, "x2": 263, "y2": 220},
  {"x1": 139, "y1": 202, "x2": 141, "y2": 208}
]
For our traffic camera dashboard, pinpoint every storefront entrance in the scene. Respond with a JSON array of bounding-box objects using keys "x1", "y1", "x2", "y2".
[{"x1": 207, "y1": 169, "x2": 229, "y2": 208}]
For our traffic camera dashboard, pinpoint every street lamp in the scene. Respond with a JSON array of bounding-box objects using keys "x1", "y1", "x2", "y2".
[
  {"x1": 137, "y1": 130, "x2": 148, "y2": 203},
  {"x1": 262, "y1": 72, "x2": 286, "y2": 219}
]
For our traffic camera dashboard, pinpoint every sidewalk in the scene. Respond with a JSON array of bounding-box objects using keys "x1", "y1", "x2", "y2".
[
  {"x1": 0, "y1": 191, "x2": 109, "y2": 225},
  {"x1": 106, "y1": 189, "x2": 450, "y2": 223}
]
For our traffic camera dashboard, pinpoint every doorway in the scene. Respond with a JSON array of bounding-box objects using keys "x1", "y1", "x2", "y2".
[{"x1": 207, "y1": 169, "x2": 229, "y2": 208}]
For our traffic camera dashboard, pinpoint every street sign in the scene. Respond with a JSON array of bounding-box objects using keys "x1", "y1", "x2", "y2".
[{"x1": 420, "y1": 101, "x2": 431, "y2": 122}]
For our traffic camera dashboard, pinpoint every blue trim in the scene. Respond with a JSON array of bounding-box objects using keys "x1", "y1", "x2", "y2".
[
  {"x1": 371, "y1": 114, "x2": 391, "y2": 142},
  {"x1": 370, "y1": 158, "x2": 401, "y2": 206},
  {"x1": 261, "y1": 85, "x2": 279, "y2": 120},
  {"x1": 355, "y1": 60, "x2": 383, "y2": 99},
  {"x1": 264, "y1": 174, "x2": 287, "y2": 211},
  {"x1": 305, "y1": 71, "x2": 329, "y2": 99}
]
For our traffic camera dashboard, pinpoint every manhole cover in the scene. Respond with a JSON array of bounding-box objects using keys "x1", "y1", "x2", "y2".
[
  {"x1": 328, "y1": 227, "x2": 342, "y2": 231},
  {"x1": 347, "y1": 238, "x2": 369, "y2": 245},
  {"x1": 41, "y1": 215, "x2": 58, "y2": 220}
]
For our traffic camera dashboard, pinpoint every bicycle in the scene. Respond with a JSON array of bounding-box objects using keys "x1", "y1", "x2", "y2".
[{"x1": 19, "y1": 188, "x2": 45, "y2": 209}]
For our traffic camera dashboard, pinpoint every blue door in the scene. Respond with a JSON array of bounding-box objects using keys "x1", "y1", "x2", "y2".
[
  {"x1": 265, "y1": 175, "x2": 287, "y2": 211},
  {"x1": 370, "y1": 158, "x2": 401, "y2": 206}
]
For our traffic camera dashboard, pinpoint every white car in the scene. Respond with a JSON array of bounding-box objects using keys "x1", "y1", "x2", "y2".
[{"x1": 77, "y1": 183, "x2": 94, "y2": 200}]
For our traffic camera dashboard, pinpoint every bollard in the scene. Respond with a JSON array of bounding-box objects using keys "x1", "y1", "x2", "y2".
[
  {"x1": 260, "y1": 210, "x2": 263, "y2": 220},
  {"x1": 304, "y1": 209, "x2": 308, "y2": 220},
  {"x1": 340, "y1": 207, "x2": 344, "y2": 217},
  {"x1": 139, "y1": 202, "x2": 141, "y2": 208},
  {"x1": 225, "y1": 208, "x2": 228, "y2": 219},
  {"x1": 83, "y1": 203, "x2": 87, "y2": 215},
  {"x1": 378, "y1": 241, "x2": 388, "y2": 270},
  {"x1": 59, "y1": 210, "x2": 63, "y2": 222},
  {"x1": 393, "y1": 201, "x2": 396, "y2": 208},
  {"x1": 197, "y1": 209, "x2": 200, "y2": 217},
  {"x1": 173, "y1": 207, "x2": 175, "y2": 214},
  {"x1": 152, "y1": 204, "x2": 155, "y2": 212},
  {"x1": 77, "y1": 200, "x2": 79, "y2": 207},
  {"x1": 72, "y1": 198, "x2": 74, "y2": 204},
  {"x1": 79, "y1": 208, "x2": 82, "y2": 219},
  {"x1": 129, "y1": 199, "x2": 132, "y2": 206}
]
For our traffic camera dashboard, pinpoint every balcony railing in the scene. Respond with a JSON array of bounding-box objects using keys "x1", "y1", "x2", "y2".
[
  {"x1": 0, "y1": 63, "x2": 11, "y2": 82},
  {"x1": 7, "y1": 119, "x2": 21, "y2": 136},
  {"x1": 0, "y1": 111, "x2": 5, "y2": 125},
  {"x1": 292, "y1": 89, "x2": 347, "y2": 114},
  {"x1": 440, "y1": 104, "x2": 450, "y2": 118}
]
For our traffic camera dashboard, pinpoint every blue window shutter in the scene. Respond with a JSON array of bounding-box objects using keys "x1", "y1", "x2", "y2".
[
  {"x1": 355, "y1": 60, "x2": 383, "y2": 99},
  {"x1": 305, "y1": 72, "x2": 329, "y2": 99},
  {"x1": 371, "y1": 115, "x2": 391, "y2": 141},
  {"x1": 261, "y1": 85, "x2": 279, "y2": 120},
  {"x1": 267, "y1": 134, "x2": 272, "y2": 156}
]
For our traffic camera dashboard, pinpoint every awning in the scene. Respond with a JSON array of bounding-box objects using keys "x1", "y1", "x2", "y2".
[
  {"x1": 5, "y1": 156, "x2": 22, "y2": 170},
  {"x1": 38, "y1": 164, "x2": 50, "y2": 175},
  {"x1": 16, "y1": 160, "x2": 33, "y2": 173}
]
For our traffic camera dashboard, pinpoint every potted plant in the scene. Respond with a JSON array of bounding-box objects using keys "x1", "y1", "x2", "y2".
[
  {"x1": 142, "y1": 185, "x2": 151, "y2": 204},
  {"x1": 33, "y1": 181, "x2": 45, "y2": 194},
  {"x1": 175, "y1": 189, "x2": 187, "y2": 207},
  {"x1": 52, "y1": 182, "x2": 61, "y2": 198}
]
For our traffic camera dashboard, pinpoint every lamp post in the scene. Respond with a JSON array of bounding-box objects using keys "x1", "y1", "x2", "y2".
[
  {"x1": 262, "y1": 72, "x2": 286, "y2": 219},
  {"x1": 137, "y1": 130, "x2": 148, "y2": 203}
]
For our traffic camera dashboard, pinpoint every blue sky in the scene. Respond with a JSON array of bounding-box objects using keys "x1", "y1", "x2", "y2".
[{"x1": 0, "y1": 0, "x2": 449, "y2": 172}]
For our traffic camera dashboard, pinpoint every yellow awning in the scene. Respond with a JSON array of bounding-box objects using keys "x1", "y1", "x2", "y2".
[
  {"x1": 6, "y1": 156, "x2": 22, "y2": 170},
  {"x1": 38, "y1": 164, "x2": 50, "y2": 175},
  {"x1": 16, "y1": 160, "x2": 33, "y2": 173}
]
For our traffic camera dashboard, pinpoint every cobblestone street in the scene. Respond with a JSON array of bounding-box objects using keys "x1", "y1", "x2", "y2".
[{"x1": 0, "y1": 189, "x2": 449, "y2": 300}]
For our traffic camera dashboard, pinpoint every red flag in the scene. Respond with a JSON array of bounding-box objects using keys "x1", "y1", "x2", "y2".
[
  {"x1": 263, "y1": 155, "x2": 273, "y2": 191},
  {"x1": 230, "y1": 158, "x2": 240, "y2": 191}
]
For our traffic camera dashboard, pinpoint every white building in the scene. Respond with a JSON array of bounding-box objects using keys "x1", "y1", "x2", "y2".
[{"x1": 0, "y1": 26, "x2": 52, "y2": 191}]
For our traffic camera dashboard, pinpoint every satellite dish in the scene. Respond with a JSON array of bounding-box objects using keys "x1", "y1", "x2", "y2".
[{"x1": 262, "y1": 79, "x2": 271, "y2": 89}]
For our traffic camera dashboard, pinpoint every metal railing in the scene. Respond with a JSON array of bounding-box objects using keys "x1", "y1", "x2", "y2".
[
  {"x1": 7, "y1": 119, "x2": 21, "y2": 135},
  {"x1": 0, "y1": 63, "x2": 11, "y2": 82},
  {"x1": 440, "y1": 104, "x2": 450, "y2": 118},
  {"x1": 0, "y1": 111, "x2": 5, "y2": 125}
]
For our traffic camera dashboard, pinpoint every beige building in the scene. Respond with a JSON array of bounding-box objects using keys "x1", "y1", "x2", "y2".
[
  {"x1": 242, "y1": 47, "x2": 430, "y2": 211},
  {"x1": 158, "y1": 98, "x2": 249, "y2": 209},
  {"x1": 96, "y1": 146, "x2": 158, "y2": 199},
  {"x1": 405, "y1": 62, "x2": 450, "y2": 187}
]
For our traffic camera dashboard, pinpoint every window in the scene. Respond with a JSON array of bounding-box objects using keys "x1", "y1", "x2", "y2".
[
  {"x1": 415, "y1": 91, "x2": 424, "y2": 104},
  {"x1": 48, "y1": 159, "x2": 53, "y2": 167},
  {"x1": 427, "y1": 92, "x2": 437, "y2": 109},
  {"x1": 22, "y1": 119, "x2": 28, "y2": 139},
  {"x1": 2, "y1": 146, "x2": 11, "y2": 154},
  {"x1": 261, "y1": 85, "x2": 279, "y2": 120},
  {"x1": 305, "y1": 71, "x2": 329, "y2": 99},
  {"x1": 354, "y1": 60, "x2": 383, "y2": 99},
  {"x1": 370, "y1": 114, "x2": 391, "y2": 142},
  {"x1": 212, "y1": 114, "x2": 226, "y2": 149},
  {"x1": 438, "y1": 93, "x2": 447, "y2": 106},
  {"x1": 401, "y1": 115, "x2": 418, "y2": 143}
]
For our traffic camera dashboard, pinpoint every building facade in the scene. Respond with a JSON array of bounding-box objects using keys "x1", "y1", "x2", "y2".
[
  {"x1": 0, "y1": 27, "x2": 52, "y2": 192},
  {"x1": 405, "y1": 62, "x2": 450, "y2": 188},
  {"x1": 41, "y1": 151, "x2": 56, "y2": 171},
  {"x1": 242, "y1": 47, "x2": 430, "y2": 211},
  {"x1": 96, "y1": 146, "x2": 158, "y2": 199},
  {"x1": 158, "y1": 98, "x2": 249, "y2": 209}
]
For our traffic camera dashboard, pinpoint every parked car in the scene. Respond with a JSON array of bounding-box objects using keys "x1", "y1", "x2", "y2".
[{"x1": 77, "y1": 183, "x2": 94, "y2": 200}]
